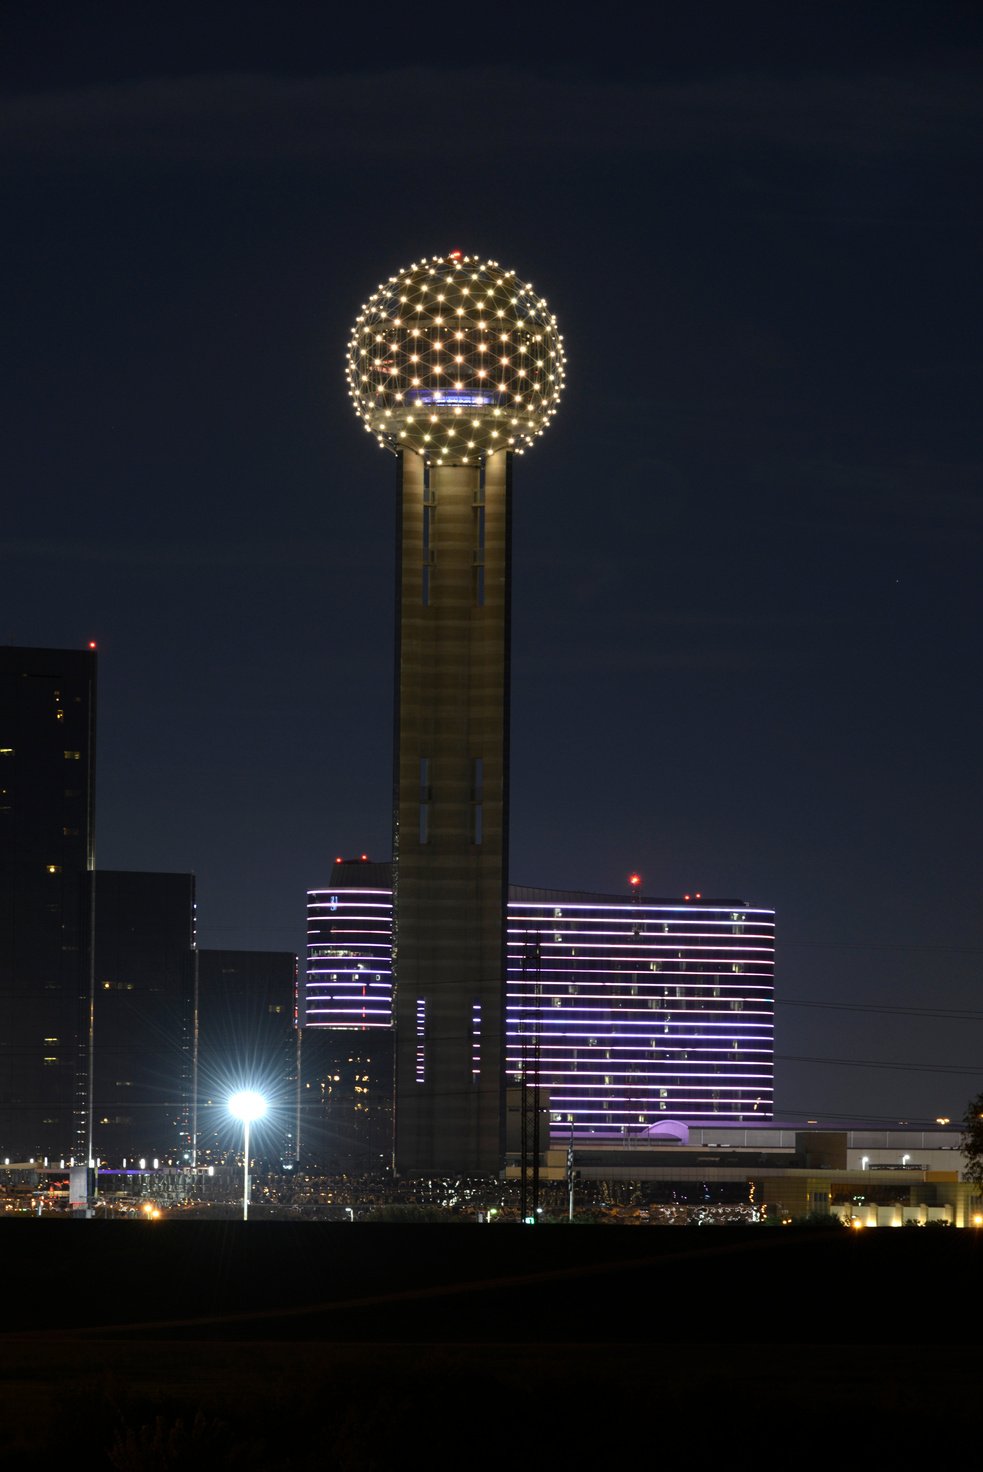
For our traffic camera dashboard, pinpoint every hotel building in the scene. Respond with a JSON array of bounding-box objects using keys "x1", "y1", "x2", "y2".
[{"x1": 305, "y1": 863, "x2": 774, "y2": 1145}]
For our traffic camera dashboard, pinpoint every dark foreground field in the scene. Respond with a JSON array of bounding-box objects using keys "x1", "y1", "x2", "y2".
[{"x1": 2, "y1": 1222, "x2": 977, "y2": 1464}]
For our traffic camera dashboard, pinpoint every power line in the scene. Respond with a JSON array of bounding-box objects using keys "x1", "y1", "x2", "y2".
[
  {"x1": 779, "y1": 940, "x2": 983, "y2": 955},
  {"x1": 776, "y1": 1053, "x2": 982, "y2": 1076},
  {"x1": 779, "y1": 997, "x2": 983, "y2": 1021},
  {"x1": 768, "y1": 1105, "x2": 961, "y2": 1125}
]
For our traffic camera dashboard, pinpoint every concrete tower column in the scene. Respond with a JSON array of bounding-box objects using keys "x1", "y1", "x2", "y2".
[{"x1": 393, "y1": 450, "x2": 510, "y2": 1175}]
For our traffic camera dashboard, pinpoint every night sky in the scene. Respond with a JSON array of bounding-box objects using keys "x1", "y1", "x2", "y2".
[{"x1": 3, "y1": 2, "x2": 981, "y2": 1126}]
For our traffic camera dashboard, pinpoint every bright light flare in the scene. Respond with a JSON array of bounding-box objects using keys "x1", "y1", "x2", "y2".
[{"x1": 228, "y1": 1089, "x2": 267, "y2": 1123}]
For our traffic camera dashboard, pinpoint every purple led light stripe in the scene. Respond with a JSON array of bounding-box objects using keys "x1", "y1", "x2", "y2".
[
  {"x1": 506, "y1": 1019, "x2": 769, "y2": 1033},
  {"x1": 309, "y1": 890, "x2": 393, "y2": 900},
  {"x1": 506, "y1": 932, "x2": 775, "y2": 946},
  {"x1": 415, "y1": 998, "x2": 426, "y2": 1084},
  {"x1": 472, "y1": 1002, "x2": 481, "y2": 1077},
  {"x1": 507, "y1": 901, "x2": 774, "y2": 912}
]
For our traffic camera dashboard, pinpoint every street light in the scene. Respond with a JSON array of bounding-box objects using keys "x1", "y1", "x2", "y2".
[{"x1": 228, "y1": 1089, "x2": 267, "y2": 1221}]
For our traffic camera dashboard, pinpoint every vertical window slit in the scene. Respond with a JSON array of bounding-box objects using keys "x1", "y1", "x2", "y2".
[
  {"x1": 471, "y1": 756, "x2": 483, "y2": 845},
  {"x1": 473, "y1": 504, "x2": 486, "y2": 606},
  {"x1": 419, "y1": 757, "x2": 431, "y2": 844},
  {"x1": 422, "y1": 470, "x2": 435, "y2": 605},
  {"x1": 473, "y1": 475, "x2": 485, "y2": 606}
]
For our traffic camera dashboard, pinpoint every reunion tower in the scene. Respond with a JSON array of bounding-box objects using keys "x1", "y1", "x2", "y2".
[{"x1": 347, "y1": 251, "x2": 565, "y2": 1174}]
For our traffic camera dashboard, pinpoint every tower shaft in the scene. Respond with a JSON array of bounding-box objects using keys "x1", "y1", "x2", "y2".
[{"x1": 393, "y1": 451, "x2": 511, "y2": 1175}]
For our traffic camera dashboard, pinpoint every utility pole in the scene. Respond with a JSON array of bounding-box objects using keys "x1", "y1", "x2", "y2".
[
  {"x1": 567, "y1": 1124, "x2": 576, "y2": 1222},
  {"x1": 519, "y1": 934, "x2": 542, "y2": 1222}
]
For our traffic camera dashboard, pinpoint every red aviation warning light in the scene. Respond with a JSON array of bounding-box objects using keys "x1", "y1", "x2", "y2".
[
  {"x1": 448, "y1": 249, "x2": 462, "y2": 258},
  {"x1": 87, "y1": 640, "x2": 97, "y2": 650},
  {"x1": 628, "y1": 872, "x2": 642, "y2": 888}
]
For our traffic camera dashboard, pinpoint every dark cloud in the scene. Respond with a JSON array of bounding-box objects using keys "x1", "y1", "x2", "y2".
[
  {"x1": 0, "y1": 535, "x2": 380, "y2": 570},
  {"x1": 3, "y1": 65, "x2": 980, "y2": 169},
  {"x1": 760, "y1": 458, "x2": 983, "y2": 546}
]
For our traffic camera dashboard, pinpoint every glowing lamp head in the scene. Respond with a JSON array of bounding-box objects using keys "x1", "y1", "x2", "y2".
[
  {"x1": 346, "y1": 252, "x2": 566, "y2": 466},
  {"x1": 628, "y1": 873, "x2": 642, "y2": 889},
  {"x1": 228, "y1": 1089, "x2": 267, "y2": 1123}
]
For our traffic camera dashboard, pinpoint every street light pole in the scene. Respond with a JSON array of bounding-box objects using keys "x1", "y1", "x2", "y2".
[
  {"x1": 228, "y1": 1090, "x2": 267, "y2": 1223},
  {"x1": 242, "y1": 1116, "x2": 252, "y2": 1222}
]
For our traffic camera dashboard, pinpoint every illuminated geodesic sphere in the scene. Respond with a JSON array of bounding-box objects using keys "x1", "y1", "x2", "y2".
[{"x1": 347, "y1": 252, "x2": 565, "y2": 466}]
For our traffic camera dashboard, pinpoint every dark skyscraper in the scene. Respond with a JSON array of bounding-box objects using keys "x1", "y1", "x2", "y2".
[
  {"x1": 93, "y1": 882, "x2": 299, "y2": 1166},
  {"x1": 196, "y1": 947, "x2": 297, "y2": 1162},
  {"x1": 0, "y1": 644, "x2": 96, "y2": 1161},
  {"x1": 92, "y1": 870, "x2": 196, "y2": 1163},
  {"x1": 347, "y1": 254, "x2": 564, "y2": 1173}
]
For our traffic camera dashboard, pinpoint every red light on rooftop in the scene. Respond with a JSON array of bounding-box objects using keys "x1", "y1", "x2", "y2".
[
  {"x1": 87, "y1": 641, "x2": 97, "y2": 650},
  {"x1": 360, "y1": 853, "x2": 368, "y2": 861},
  {"x1": 335, "y1": 856, "x2": 342, "y2": 864},
  {"x1": 695, "y1": 892, "x2": 702, "y2": 899},
  {"x1": 628, "y1": 873, "x2": 641, "y2": 888},
  {"x1": 448, "y1": 249, "x2": 462, "y2": 259},
  {"x1": 683, "y1": 893, "x2": 691, "y2": 901}
]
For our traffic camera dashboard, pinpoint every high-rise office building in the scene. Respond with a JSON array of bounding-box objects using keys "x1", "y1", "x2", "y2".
[
  {"x1": 347, "y1": 253, "x2": 565, "y2": 1173},
  {"x1": 92, "y1": 870, "x2": 196, "y2": 1163},
  {"x1": 94, "y1": 882, "x2": 297, "y2": 1166},
  {"x1": 0, "y1": 644, "x2": 96, "y2": 1162},
  {"x1": 304, "y1": 866, "x2": 774, "y2": 1147},
  {"x1": 0, "y1": 645, "x2": 298, "y2": 1169}
]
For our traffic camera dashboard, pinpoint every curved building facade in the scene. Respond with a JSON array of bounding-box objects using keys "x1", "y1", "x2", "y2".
[{"x1": 304, "y1": 862, "x2": 393, "y2": 1030}]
